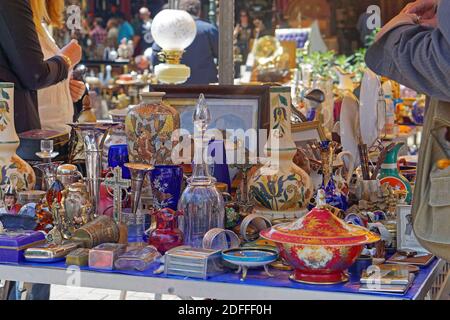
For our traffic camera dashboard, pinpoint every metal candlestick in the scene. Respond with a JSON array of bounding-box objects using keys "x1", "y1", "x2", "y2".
[
  {"x1": 236, "y1": 164, "x2": 254, "y2": 214},
  {"x1": 124, "y1": 163, "x2": 154, "y2": 215},
  {"x1": 229, "y1": 145, "x2": 255, "y2": 214},
  {"x1": 68, "y1": 123, "x2": 119, "y2": 213},
  {"x1": 103, "y1": 166, "x2": 131, "y2": 223}
]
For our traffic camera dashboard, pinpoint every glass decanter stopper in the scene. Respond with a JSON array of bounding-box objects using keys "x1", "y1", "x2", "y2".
[
  {"x1": 191, "y1": 93, "x2": 212, "y2": 182},
  {"x1": 178, "y1": 94, "x2": 225, "y2": 248}
]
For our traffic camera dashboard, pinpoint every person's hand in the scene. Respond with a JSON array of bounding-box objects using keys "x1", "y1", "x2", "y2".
[
  {"x1": 234, "y1": 24, "x2": 242, "y2": 37},
  {"x1": 403, "y1": 0, "x2": 440, "y2": 27},
  {"x1": 58, "y1": 40, "x2": 82, "y2": 68},
  {"x1": 69, "y1": 78, "x2": 86, "y2": 102}
]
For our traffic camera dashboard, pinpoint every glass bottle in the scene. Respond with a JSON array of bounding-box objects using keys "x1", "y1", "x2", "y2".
[{"x1": 178, "y1": 94, "x2": 225, "y2": 248}]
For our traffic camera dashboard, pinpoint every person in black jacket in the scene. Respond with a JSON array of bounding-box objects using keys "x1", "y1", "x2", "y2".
[{"x1": 0, "y1": 0, "x2": 82, "y2": 133}]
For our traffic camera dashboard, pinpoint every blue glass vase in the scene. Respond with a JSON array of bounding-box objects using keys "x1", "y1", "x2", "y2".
[
  {"x1": 150, "y1": 165, "x2": 183, "y2": 211},
  {"x1": 108, "y1": 144, "x2": 131, "y2": 179}
]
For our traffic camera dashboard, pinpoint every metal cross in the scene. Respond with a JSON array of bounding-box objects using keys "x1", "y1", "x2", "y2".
[{"x1": 103, "y1": 167, "x2": 131, "y2": 223}]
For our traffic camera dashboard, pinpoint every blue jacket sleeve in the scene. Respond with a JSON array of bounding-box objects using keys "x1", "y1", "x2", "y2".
[
  {"x1": 208, "y1": 25, "x2": 219, "y2": 59},
  {"x1": 366, "y1": 1, "x2": 450, "y2": 102}
]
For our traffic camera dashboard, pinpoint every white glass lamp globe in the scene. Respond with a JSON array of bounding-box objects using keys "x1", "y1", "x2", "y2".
[
  {"x1": 151, "y1": 9, "x2": 197, "y2": 84},
  {"x1": 151, "y1": 9, "x2": 197, "y2": 51}
]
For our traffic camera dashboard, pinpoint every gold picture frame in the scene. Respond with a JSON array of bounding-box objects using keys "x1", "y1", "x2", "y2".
[
  {"x1": 292, "y1": 121, "x2": 327, "y2": 141},
  {"x1": 291, "y1": 121, "x2": 327, "y2": 161}
]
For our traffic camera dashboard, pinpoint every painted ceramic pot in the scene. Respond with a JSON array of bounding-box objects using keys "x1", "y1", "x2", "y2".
[
  {"x1": 125, "y1": 92, "x2": 180, "y2": 165},
  {"x1": 249, "y1": 87, "x2": 313, "y2": 221},
  {"x1": 149, "y1": 165, "x2": 183, "y2": 211},
  {"x1": 260, "y1": 207, "x2": 380, "y2": 284},
  {"x1": 0, "y1": 83, "x2": 35, "y2": 191},
  {"x1": 379, "y1": 143, "x2": 413, "y2": 204}
]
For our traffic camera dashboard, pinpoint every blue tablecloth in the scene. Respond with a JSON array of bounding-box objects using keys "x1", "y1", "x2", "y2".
[{"x1": 13, "y1": 257, "x2": 439, "y2": 300}]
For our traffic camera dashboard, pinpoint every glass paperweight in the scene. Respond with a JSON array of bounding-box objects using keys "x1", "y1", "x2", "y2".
[
  {"x1": 123, "y1": 209, "x2": 145, "y2": 244},
  {"x1": 114, "y1": 246, "x2": 161, "y2": 271},
  {"x1": 178, "y1": 94, "x2": 225, "y2": 248}
]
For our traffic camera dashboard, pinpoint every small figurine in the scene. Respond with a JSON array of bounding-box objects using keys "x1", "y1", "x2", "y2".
[
  {"x1": 0, "y1": 184, "x2": 22, "y2": 215},
  {"x1": 46, "y1": 200, "x2": 65, "y2": 245},
  {"x1": 35, "y1": 203, "x2": 53, "y2": 233},
  {"x1": 304, "y1": 89, "x2": 325, "y2": 122},
  {"x1": 316, "y1": 189, "x2": 327, "y2": 208}
]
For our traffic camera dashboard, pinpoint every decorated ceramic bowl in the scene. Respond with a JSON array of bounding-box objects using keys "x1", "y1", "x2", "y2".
[
  {"x1": 222, "y1": 248, "x2": 278, "y2": 267},
  {"x1": 260, "y1": 207, "x2": 380, "y2": 284},
  {"x1": 222, "y1": 248, "x2": 279, "y2": 281}
]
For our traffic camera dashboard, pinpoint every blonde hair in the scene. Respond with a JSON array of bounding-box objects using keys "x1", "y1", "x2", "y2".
[{"x1": 30, "y1": 0, "x2": 65, "y2": 33}]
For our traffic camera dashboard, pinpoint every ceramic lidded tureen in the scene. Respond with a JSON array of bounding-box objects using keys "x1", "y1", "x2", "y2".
[{"x1": 260, "y1": 203, "x2": 380, "y2": 284}]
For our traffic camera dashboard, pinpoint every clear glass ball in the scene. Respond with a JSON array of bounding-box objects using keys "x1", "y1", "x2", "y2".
[{"x1": 151, "y1": 9, "x2": 197, "y2": 50}]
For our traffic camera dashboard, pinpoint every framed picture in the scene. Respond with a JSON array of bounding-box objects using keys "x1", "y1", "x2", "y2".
[
  {"x1": 151, "y1": 85, "x2": 271, "y2": 134},
  {"x1": 396, "y1": 205, "x2": 429, "y2": 253},
  {"x1": 291, "y1": 121, "x2": 327, "y2": 160}
]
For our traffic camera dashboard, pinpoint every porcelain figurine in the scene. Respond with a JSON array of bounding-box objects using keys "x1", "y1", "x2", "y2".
[
  {"x1": 0, "y1": 184, "x2": 22, "y2": 215},
  {"x1": 304, "y1": 89, "x2": 325, "y2": 122},
  {"x1": 125, "y1": 92, "x2": 180, "y2": 165},
  {"x1": 0, "y1": 83, "x2": 36, "y2": 191},
  {"x1": 249, "y1": 87, "x2": 313, "y2": 221},
  {"x1": 316, "y1": 141, "x2": 348, "y2": 211},
  {"x1": 63, "y1": 182, "x2": 94, "y2": 229}
]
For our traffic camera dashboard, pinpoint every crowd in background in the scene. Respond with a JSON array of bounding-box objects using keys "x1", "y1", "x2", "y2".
[{"x1": 53, "y1": 5, "x2": 158, "y2": 61}]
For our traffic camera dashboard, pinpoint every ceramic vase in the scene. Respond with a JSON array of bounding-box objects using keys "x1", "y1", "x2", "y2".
[
  {"x1": 249, "y1": 87, "x2": 313, "y2": 221},
  {"x1": 0, "y1": 83, "x2": 35, "y2": 191},
  {"x1": 149, "y1": 208, "x2": 183, "y2": 254},
  {"x1": 125, "y1": 92, "x2": 180, "y2": 165},
  {"x1": 379, "y1": 142, "x2": 413, "y2": 204}
]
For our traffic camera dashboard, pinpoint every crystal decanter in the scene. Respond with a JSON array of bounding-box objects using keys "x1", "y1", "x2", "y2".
[{"x1": 178, "y1": 94, "x2": 225, "y2": 248}]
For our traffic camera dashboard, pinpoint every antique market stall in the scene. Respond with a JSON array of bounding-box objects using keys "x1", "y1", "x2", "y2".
[{"x1": 0, "y1": 0, "x2": 449, "y2": 301}]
